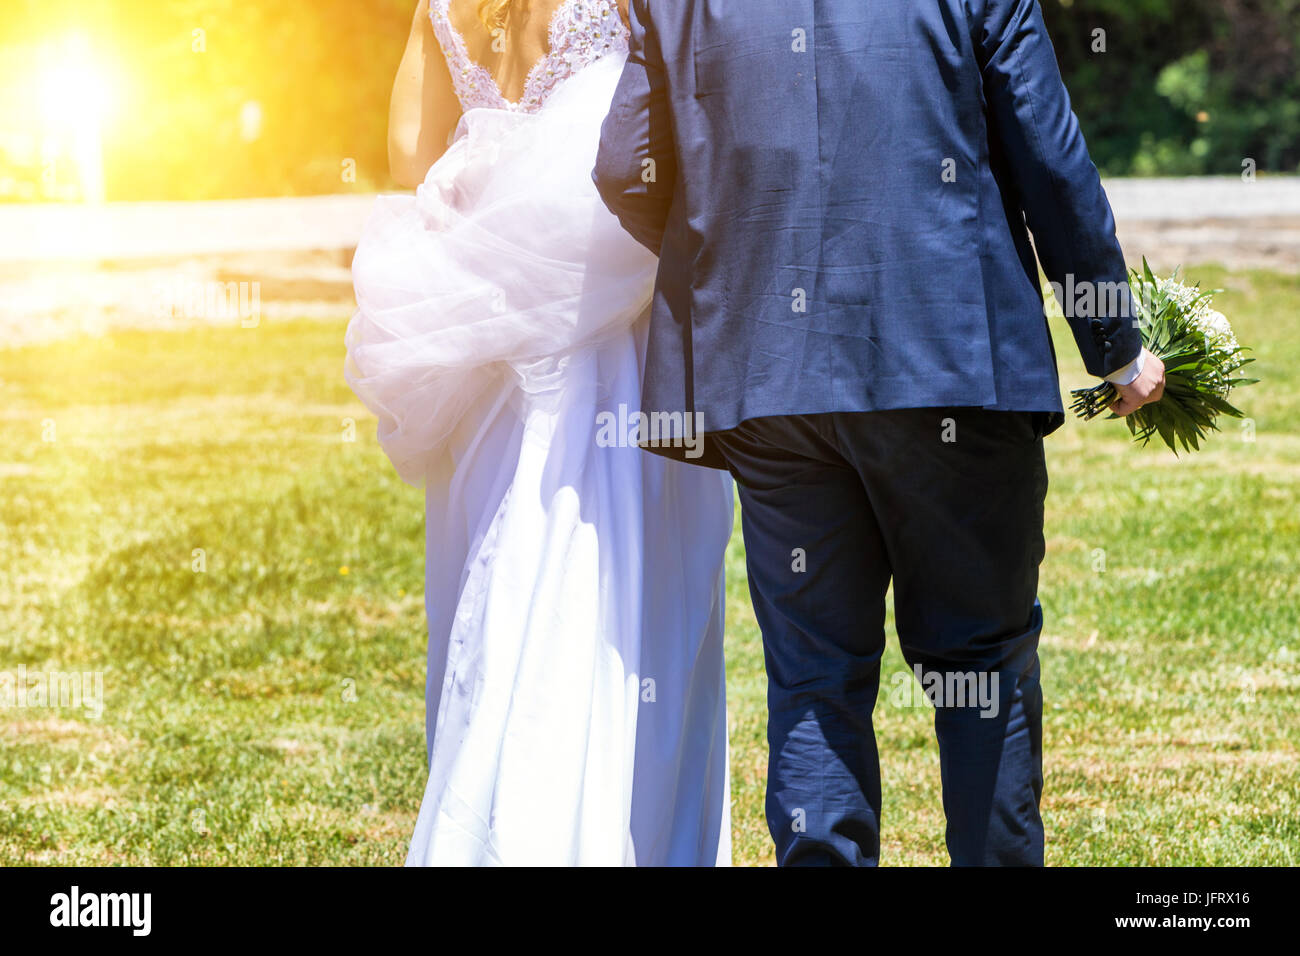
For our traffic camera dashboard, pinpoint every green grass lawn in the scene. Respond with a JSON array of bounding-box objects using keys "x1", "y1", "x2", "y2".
[{"x1": 1, "y1": 265, "x2": 1297, "y2": 866}]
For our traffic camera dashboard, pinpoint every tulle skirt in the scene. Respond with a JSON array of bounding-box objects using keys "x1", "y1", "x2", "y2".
[{"x1": 345, "y1": 54, "x2": 733, "y2": 865}]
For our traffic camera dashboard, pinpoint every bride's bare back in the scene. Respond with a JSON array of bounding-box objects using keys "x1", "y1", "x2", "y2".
[
  {"x1": 389, "y1": 0, "x2": 629, "y2": 186},
  {"x1": 447, "y1": 0, "x2": 568, "y2": 104},
  {"x1": 438, "y1": 0, "x2": 630, "y2": 111}
]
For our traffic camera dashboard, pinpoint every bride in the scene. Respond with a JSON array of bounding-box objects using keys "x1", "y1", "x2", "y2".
[{"x1": 344, "y1": 0, "x2": 734, "y2": 865}]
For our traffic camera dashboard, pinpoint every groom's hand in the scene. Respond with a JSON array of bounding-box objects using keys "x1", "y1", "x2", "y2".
[{"x1": 1111, "y1": 348, "x2": 1166, "y2": 416}]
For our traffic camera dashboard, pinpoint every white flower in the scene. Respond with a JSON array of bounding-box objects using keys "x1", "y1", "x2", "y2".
[
  {"x1": 1157, "y1": 277, "x2": 1207, "y2": 317},
  {"x1": 1157, "y1": 278, "x2": 1240, "y2": 351},
  {"x1": 1150, "y1": 276, "x2": 1245, "y2": 386},
  {"x1": 1192, "y1": 308, "x2": 1239, "y2": 353}
]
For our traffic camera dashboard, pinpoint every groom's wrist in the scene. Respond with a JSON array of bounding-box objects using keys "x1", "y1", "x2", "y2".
[{"x1": 1103, "y1": 349, "x2": 1145, "y2": 387}]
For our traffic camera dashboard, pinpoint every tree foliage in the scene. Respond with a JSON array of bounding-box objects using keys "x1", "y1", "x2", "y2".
[
  {"x1": 1042, "y1": 0, "x2": 1300, "y2": 175},
  {"x1": 8, "y1": 0, "x2": 1296, "y2": 200}
]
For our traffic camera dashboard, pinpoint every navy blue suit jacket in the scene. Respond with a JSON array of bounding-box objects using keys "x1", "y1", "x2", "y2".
[{"x1": 594, "y1": 0, "x2": 1141, "y2": 468}]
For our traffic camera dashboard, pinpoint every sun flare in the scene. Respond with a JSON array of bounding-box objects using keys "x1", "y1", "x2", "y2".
[
  {"x1": 30, "y1": 32, "x2": 122, "y2": 202},
  {"x1": 36, "y1": 33, "x2": 120, "y2": 132}
]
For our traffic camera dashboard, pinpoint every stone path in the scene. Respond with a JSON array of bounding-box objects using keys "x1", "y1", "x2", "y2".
[{"x1": 1, "y1": 178, "x2": 1297, "y2": 347}]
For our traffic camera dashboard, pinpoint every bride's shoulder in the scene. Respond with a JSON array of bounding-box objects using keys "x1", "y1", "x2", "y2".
[{"x1": 554, "y1": 0, "x2": 631, "y2": 40}]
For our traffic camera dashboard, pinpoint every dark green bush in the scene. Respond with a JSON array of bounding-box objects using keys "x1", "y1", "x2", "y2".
[{"x1": 1043, "y1": 0, "x2": 1300, "y2": 175}]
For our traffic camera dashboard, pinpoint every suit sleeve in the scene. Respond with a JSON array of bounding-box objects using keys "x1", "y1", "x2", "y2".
[
  {"x1": 976, "y1": 0, "x2": 1142, "y2": 378},
  {"x1": 593, "y1": 0, "x2": 677, "y2": 256}
]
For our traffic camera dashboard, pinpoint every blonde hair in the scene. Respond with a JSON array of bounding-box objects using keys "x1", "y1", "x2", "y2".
[{"x1": 478, "y1": 0, "x2": 514, "y2": 29}]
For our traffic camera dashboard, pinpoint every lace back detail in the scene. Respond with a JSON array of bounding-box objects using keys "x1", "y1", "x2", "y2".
[{"x1": 430, "y1": 0, "x2": 629, "y2": 114}]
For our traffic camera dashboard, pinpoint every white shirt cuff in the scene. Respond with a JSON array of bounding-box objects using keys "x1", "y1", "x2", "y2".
[{"x1": 1103, "y1": 349, "x2": 1145, "y2": 387}]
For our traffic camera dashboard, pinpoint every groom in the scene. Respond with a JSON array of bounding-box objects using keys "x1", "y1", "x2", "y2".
[{"x1": 594, "y1": 0, "x2": 1165, "y2": 865}]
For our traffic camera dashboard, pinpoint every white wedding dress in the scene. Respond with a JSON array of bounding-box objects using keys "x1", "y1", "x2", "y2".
[{"x1": 344, "y1": 0, "x2": 734, "y2": 865}]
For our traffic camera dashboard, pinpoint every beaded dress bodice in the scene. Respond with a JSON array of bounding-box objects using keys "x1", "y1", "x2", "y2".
[{"x1": 429, "y1": 0, "x2": 629, "y2": 114}]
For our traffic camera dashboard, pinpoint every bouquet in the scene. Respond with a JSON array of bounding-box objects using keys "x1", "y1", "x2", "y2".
[{"x1": 1070, "y1": 260, "x2": 1258, "y2": 453}]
